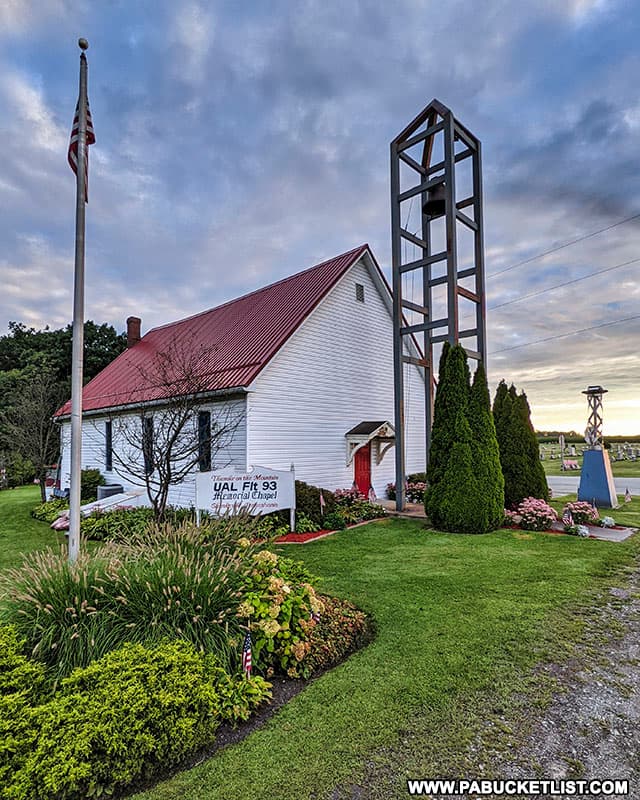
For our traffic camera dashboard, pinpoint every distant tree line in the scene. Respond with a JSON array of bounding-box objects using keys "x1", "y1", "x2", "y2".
[{"x1": 0, "y1": 321, "x2": 126, "y2": 499}]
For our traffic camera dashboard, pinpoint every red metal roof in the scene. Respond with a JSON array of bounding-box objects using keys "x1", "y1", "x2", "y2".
[{"x1": 56, "y1": 244, "x2": 370, "y2": 416}]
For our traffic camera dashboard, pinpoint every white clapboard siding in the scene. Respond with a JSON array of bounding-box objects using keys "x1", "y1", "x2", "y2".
[
  {"x1": 60, "y1": 396, "x2": 247, "y2": 508},
  {"x1": 247, "y1": 253, "x2": 426, "y2": 497}
]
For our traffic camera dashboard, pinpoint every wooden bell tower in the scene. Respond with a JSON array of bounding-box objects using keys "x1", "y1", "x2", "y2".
[{"x1": 390, "y1": 99, "x2": 487, "y2": 510}]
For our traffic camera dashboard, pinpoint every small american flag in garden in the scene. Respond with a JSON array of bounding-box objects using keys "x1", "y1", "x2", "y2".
[
  {"x1": 368, "y1": 486, "x2": 376, "y2": 502},
  {"x1": 68, "y1": 101, "x2": 95, "y2": 201},
  {"x1": 625, "y1": 488, "x2": 632, "y2": 503},
  {"x1": 242, "y1": 631, "x2": 252, "y2": 677},
  {"x1": 319, "y1": 490, "x2": 326, "y2": 514},
  {"x1": 562, "y1": 508, "x2": 573, "y2": 526}
]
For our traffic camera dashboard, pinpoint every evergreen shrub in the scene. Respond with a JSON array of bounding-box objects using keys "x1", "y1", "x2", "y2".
[
  {"x1": 428, "y1": 410, "x2": 481, "y2": 533},
  {"x1": 467, "y1": 363, "x2": 504, "y2": 531},
  {"x1": 293, "y1": 480, "x2": 337, "y2": 525},
  {"x1": 425, "y1": 344, "x2": 502, "y2": 533},
  {"x1": 493, "y1": 383, "x2": 549, "y2": 507},
  {"x1": 0, "y1": 640, "x2": 271, "y2": 800},
  {"x1": 79, "y1": 468, "x2": 105, "y2": 503},
  {"x1": 267, "y1": 481, "x2": 337, "y2": 529}
]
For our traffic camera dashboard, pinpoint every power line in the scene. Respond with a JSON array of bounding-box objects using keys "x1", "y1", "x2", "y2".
[
  {"x1": 488, "y1": 256, "x2": 640, "y2": 311},
  {"x1": 490, "y1": 314, "x2": 640, "y2": 355},
  {"x1": 487, "y1": 212, "x2": 640, "y2": 279}
]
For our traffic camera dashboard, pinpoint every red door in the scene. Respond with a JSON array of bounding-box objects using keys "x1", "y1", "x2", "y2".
[{"x1": 354, "y1": 444, "x2": 371, "y2": 495}]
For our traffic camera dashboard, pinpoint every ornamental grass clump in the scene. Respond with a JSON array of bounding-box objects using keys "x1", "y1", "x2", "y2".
[
  {"x1": 0, "y1": 548, "x2": 120, "y2": 678},
  {"x1": 563, "y1": 501, "x2": 599, "y2": 525},
  {"x1": 517, "y1": 497, "x2": 557, "y2": 532},
  {"x1": 0, "y1": 516, "x2": 266, "y2": 679}
]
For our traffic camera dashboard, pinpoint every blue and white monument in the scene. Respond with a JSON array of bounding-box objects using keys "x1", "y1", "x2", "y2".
[{"x1": 577, "y1": 385, "x2": 617, "y2": 508}]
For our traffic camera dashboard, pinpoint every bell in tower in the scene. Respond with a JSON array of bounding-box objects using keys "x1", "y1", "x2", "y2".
[{"x1": 422, "y1": 182, "x2": 446, "y2": 218}]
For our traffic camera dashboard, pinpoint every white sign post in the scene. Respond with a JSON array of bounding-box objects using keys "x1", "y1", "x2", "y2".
[{"x1": 195, "y1": 465, "x2": 296, "y2": 529}]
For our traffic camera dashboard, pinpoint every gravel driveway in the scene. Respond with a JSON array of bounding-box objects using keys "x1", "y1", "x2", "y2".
[{"x1": 483, "y1": 567, "x2": 640, "y2": 799}]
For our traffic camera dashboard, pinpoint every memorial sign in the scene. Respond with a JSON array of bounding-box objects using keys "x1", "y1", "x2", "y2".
[{"x1": 195, "y1": 465, "x2": 296, "y2": 516}]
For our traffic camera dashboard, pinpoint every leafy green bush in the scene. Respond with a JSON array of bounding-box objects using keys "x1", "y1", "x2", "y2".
[
  {"x1": 0, "y1": 626, "x2": 45, "y2": 699},
  {"x1": 1, "y1": 640, "x2": 271, "y2": 800},
  {"x1": 0, "y1": 519, "x2": 265, "y2": 679},
  {"x1": 239, "y1": 552, "x2": 321, "y2": 677},
  {"x1": 261, "y1": 483, "x2": 337, "y2": 532},
  {"x1": 289, "y1": 481, "x2": 337, "y2": 526},
  {"x1": 336, "y1": 500, "x2": 386, "y2": 525},
  {"x1": 31, "y1": 502, "x2": 198, "y2": 541},
  {"x1": 323, "y1": 511, "x2": 347, "y2": 530},
  {"x1": 80, "y1": 469, "x2": 105, "y2": 503},
  {"x1": 292, "y1": 513, "x2": 320, "y2": 533},
  {"x1": 31, "y1": 498, "x2": 69, "y2": 524},
  {"x1": 4, "y1": 452, "x2": 36, "y2": 488},
  {"x1": 79, "y1": 505, "x2": 154, "y2": 540},
  {"x1": 297, "y1": 595, "x2": 372, "y2": 677}
]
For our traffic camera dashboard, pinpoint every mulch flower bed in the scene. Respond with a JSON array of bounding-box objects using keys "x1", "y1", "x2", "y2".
[{"x1": 273, "y1": 529, "x2": 337, "y2": 544}]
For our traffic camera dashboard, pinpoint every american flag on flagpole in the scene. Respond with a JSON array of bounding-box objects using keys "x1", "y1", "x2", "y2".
[
  {"x1": 625, "y1": 488, "x2": 632, "y2": 503},
  {"x1": 242, "y1": 631, "x2": 252, "y2": 677},
  {"x1": 562, "y1": 508, "x2": 573, "y2": 526},
  {"x1": 68, "y1": 101, "x2": 95, "y2": 202}
]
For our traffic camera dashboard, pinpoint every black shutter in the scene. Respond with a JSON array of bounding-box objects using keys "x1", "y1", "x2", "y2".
[
  {"x1": 142, "y1": 416, "x2": 154, "y2": 475},
  {"x1": 198, "y1": 410, "x2": 211, "y2": 471},
  {"x1": 105, "y1": 420, "x2": 112, "y2": 472}
]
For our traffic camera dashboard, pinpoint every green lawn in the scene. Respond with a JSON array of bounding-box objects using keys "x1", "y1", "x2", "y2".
[
  {"x1": 542, "y1": 455, "x2": 640, "y2": 477},
  {"x1": 0, "y1": 485, "x2": 67, "y2": 573},
  {"x1": 2, "y1": 487, "x2": 639, "y2": 800},
  {"x1": 133, "y1": 515, "x2": 639, "y2": 799}
]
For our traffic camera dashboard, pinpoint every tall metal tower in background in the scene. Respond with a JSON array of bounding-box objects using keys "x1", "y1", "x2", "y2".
[
  {"x1": 578, "y1": 385, "x2": 617, "y2": 507},
  {"x1": 390, "y1": 99, "x2": 486, "y2": 510},
  {"x1": 582, "y1": 385, "x2": 607, "y2": 447}
]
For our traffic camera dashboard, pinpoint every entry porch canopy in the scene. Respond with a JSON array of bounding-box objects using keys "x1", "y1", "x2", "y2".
[{"x1": 345, "y1": 421, "x2": 395, "y2": 466}]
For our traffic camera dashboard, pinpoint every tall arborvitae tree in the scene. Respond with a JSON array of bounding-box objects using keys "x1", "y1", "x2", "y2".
[
  {"x1": 426, "y1": 342, "x2": 470, "y2": 487},
  {"x1": 516, "y1": 391, "x2": 549, "y2": 501},
  {"x1": 492, "y1": 379, "x2": 511, "y2": 446},
  {"x1": 468, "y1": 363, "x2": 504, "y2": 531},
  {"x1": 425, "y1": 341, "x2": 451, "y2": 490},
  {"x1": 493, "y1": 382, "x2": 548, "y2": 507},
  {"x1": 430, "y1": 409, "x2": 480, "y2": 533},
  {"x1": 425, "y1": 344, "x2": 476, "y2": 529}
]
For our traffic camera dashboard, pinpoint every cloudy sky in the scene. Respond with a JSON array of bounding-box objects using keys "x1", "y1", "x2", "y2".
[{"x1": 1, "y1": 0, "x2": 638, "y2": 434}]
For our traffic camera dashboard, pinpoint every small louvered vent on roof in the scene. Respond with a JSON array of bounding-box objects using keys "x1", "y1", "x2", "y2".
[{"x1": 355, "y1": 283, "x2": 365, "y2": 303}]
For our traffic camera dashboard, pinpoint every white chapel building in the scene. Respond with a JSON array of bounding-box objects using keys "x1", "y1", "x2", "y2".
[{"x1": 57, "y1": 244, "x2": 426, "y2": 505}]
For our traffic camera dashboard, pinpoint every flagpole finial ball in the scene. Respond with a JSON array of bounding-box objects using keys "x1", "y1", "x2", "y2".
[{"x1": 78, "y1": 38, "x2": 89, "y2": 50}]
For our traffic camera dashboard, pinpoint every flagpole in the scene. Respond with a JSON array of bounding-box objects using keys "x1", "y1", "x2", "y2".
[{"x1": 68, "y1": 38, "x2": 90, "y2": 563}]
